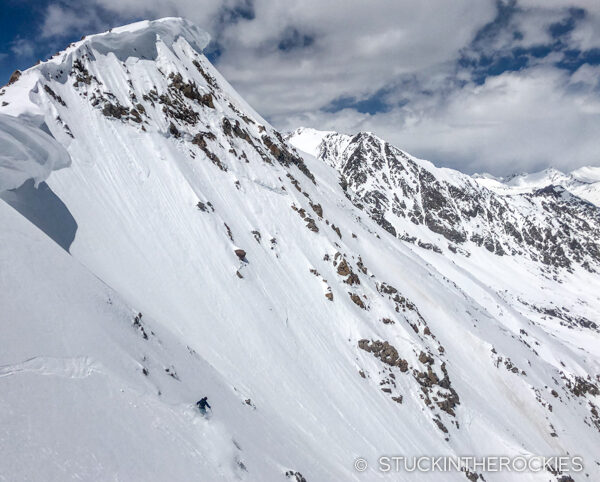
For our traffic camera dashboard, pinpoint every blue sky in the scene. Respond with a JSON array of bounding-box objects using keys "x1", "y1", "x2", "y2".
[{"x1": 2, "y1": 0, "x2": 600, "y2": 175}]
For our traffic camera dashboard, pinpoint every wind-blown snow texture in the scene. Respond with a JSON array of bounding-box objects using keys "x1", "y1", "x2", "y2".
[
  {"x1": 0, "y1": 113, "x2": 71, "y2": 192},
  {"x1": 1, "y1": 18, "x2": 599, "y2": 482}
]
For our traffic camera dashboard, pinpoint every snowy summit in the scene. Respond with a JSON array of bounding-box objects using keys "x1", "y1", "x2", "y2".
[{"x1": 1, "y1": 17, "x2": 599, "y2": 482}]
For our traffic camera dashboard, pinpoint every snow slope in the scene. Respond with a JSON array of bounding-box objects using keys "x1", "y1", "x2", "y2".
[
  {"x1": 1, "y1": 18, "x2": 599, "y2": 482},
  {"x1": 285, "y1": 127, "x2": 336, "y2": 158},
  {"x1": 1, "y1": 199, "x2": 339, "y2": 481}
]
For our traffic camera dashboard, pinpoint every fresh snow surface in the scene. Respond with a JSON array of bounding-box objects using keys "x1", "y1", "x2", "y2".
[
  {"x1": 571, "y1": 165, "x2": 600, "y2": 183},
  {"x1": 1, "y1": 18, "x2": 599, "y2": 482},
  {"x1": 285, "y1": 127, "x2": 336, "y2": 157},
  {"x1": 471, "y1": 166, "x2": 600, "y2": 206},
  {"x1": 0, "y1": 113, "x2": 71, "y2": 192}
]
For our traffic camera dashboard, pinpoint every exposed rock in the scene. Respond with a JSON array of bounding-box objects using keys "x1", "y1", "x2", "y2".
[
  {"x1": 71, "y1": 58, "x2": 96, "y2": 86},
  {"x1": 196, "y1": 201, "x2": 214, "y2": 212},
  {"x1": 419, "y1": 351, "x2": 434, "y2": 365},
  {"x1": 43, "y1": 85, "x2": 67, "y2": 107},
  {"x1": 132, "y1": 312, "x2": 148, "y2": 340},
  {"x1": 358, "y1": 339, "x2": 406, "y2": 369},
  {"x1": 305, "y1": 218, "x2": 319, "y2": 233},
  {"x1": 224, "y1": 223, "x2": 234, "y2": 242},
  {"x1": 102, "y1": 102, "x2": 129, "y2": 119},
  {"x1": 349, "y1": 293, "x2": 366, "y2": 309},
  {"x1": 433, "y1": 417, "x2": 448, "y2": 433},
  {"x1": 261, "y1": 135, "x2": 316, "y2": 183},
  {"x1": 191, "y1": 132, "x2": 226, "y2": 171},
  {"x1": 7, "y1": 70, "x2": 21, "y2": 85},
  {"x1": 192, "y1": 60, "x2": 218, "y2": 89},
  {"x1": 311, "y1": 131, "x2": 600, "y2": 271},
  {"x1": 291, "y1": 204, "x2": 319, "y2": 233},
  {"x1": 310, "y1": 202, "x2": 323, "y2": 218},
  {"x1": 168, "y1": 122, "x2": 180, "y2": 137},
  {"x1": 337, "y1": 259, "x2": 351, "y2": 276},
  {"x1": 285, "y1": 471, "x2": 307, "y2": 482}
]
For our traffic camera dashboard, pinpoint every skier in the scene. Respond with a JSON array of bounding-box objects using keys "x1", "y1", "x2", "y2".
[{"x1": 196, "y1": 397, "x2": 211, "y2": 416}]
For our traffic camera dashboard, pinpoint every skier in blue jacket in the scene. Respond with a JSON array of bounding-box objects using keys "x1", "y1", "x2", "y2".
[{"x1": 196, "y1": 397, "x2": 211, "y2": 415}]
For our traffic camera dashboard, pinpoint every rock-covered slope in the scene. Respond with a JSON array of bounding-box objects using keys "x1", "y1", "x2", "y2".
[
  {"x1": 1, "y1": 18, "x2": 599, "y2": 482},
  {"x1": 288, "y1": 128, "x2": 600, "y2": 272}
]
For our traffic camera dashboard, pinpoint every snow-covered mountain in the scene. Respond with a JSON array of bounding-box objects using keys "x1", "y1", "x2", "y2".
[
  {"x1": 288, "y1": 128, "x2": 600, "y2": 272},
  {"x1": 472, "y1": 167, "x2": 600, "y2": 207},
  {"x1": 1, "y1": 18, "x2": 599, "y2": 482}
]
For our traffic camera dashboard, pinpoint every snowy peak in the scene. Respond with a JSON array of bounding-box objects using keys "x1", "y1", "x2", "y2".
[
  {"x1": 2, "y1": 19, "x2": 600, "y2": 482},
  {"x1": 505, "y1": 167, "x2": 570, "y2": 187},
  {"x1": 473, "y1": 166, "x2": 600, "y2": 206},
  {"x1": 288, "y1": 128, "x2": 600, "y2": 271},
  {"x1": 285, "y1": 127, "x2": 335, "y2": 157},
  {"x1": 0, "y1": 17, "x2": 314, "y2": 186},
  {"x1": 571, "y1": 165, "x2": 600, "y2": 184},
  {"x1": 82, "y1": 17, "x2": 211, "y2": 54},
  {"x1": 12, "y1": 17, "x2": 210, "y2": 77}
]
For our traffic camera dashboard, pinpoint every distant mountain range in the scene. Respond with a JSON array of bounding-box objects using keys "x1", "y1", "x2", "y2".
[{"x1": 1, "y1": 18, "x2": 599, "y2": 482}]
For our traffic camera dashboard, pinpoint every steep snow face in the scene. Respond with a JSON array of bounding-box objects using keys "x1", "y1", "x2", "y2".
[
  {"x1": 1, "y1": 18, "x2": 600, "y2": 482},
  {"x1": 286, "y1": 127, "x2": 336, "y2": 158},
  {"x1": 0, "y1": 200, "x2": 307, "y2": 481},
  {"x1": 0, "y1": 114, "x2": 71, "y2": 192}
]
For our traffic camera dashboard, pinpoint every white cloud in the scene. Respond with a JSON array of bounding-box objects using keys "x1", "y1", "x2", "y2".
[
  {"x1": 569, "y1": 11, "x2": 600, "y2": 50},
  {"x1": 40, "y1": 3, "x2": 107, "y2": 39},
  {"x1": 35, "y1": 0, "x2": 600, "y2": 174},
  {"x1": 281, "y1": 66, "x2": 600, "y2": 175},
  {"x1": 10, "y1": 38, "x2": 35, "y2": 57}
]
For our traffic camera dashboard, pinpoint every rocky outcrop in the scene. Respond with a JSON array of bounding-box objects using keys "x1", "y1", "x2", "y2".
[
  {"x1": 7, "y1": 70, "x2": 21, "y2": 86},
  {"x1": 299, "y1": 131, "x2": 600, "y2": 272}
]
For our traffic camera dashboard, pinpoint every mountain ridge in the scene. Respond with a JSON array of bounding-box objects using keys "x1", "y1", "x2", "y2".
[
  {"x1": 287, "y1": 127, "x2": 600, "y2": 273},
  {"x1": 1, "y1": 18, "x2": 599, "y2": 482}
]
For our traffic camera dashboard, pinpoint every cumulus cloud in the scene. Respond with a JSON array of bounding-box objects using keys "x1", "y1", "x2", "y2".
[
  {"x1": 398, "y1": 66, "x2": 600, "y2": 174},
  {"x1": 282, "y1": 66, "x2": 600, "y2": 174},
  {"x1": 31, "y1": 0, "x2": 600, "y2": 174},
  {"x1": 10, "y1": 38, "x2": 35, "y2": 57},
  {"x1": 41, "y1": 4, "x2": 106, "y2": 38}
]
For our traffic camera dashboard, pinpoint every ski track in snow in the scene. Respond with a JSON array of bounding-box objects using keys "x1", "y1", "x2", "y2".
[{"x1": 0, "y1": 356, "x2": 100, "y2": 379}]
